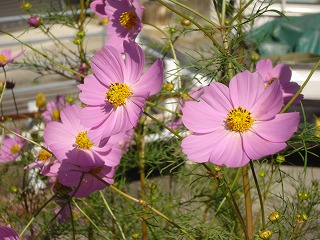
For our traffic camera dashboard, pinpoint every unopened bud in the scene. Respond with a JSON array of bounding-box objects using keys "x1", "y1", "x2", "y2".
[
  {"x1": 298, "y1": 191, "x2": 310, "y2": 201},
  {"x1": 180, "y1": 18, "x2": 191, "y2": 27},
  {"x1": 276, "y1": 155, "x2": 285, "y2": 164},
  {"x1": 165, "y1": 82, "x2": 174, "y2": 92},
  {"x1": 27, "y1": 15, "x2": 42, "y2": 28},
  {"x1": 21, "y1": 1, "x2": 32, "y2": 11},
  {"x1": 268, "y1": 211, "x2": 280, "y2": 222},
  {"x1": 259, "y1": 229, "x2": 272, "y2": 240}
]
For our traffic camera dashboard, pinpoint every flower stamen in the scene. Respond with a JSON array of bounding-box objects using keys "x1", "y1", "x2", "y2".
[
  {"x1": 37, "y1": 149, "x2": 51, "y2": 161},
  {"x1": 0, "y1": 55, "x2": 7, "y2": 64},
  {"x1": 119, "y1": 11, "x2": 137, "y2": 29},
  {"x1": 75, "y1": 131, "x2": 93, "y2": 150},
  {"x1": 11, "y1": 144, "x2": 20, "y2": 154},
  {"x1": 226, "y1": 106, "x2": 254, "y2": 132},
  {"x1": 106, "y1": 82, "x2": 132, "y2": 107},
  {"x1": 52, "y1": 109, "x2": 60, "y2": 121}
]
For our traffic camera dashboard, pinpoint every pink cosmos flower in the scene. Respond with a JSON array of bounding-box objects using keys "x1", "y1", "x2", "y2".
[
  {"x1": 0, "y1": 49, "x2": 25, "y2": 67},
  {"x1": 91, "y1": 0, "x2": 144, "y2": 52},
  {"x1": 0, "y1": 226, "x2": 20, "y2": 240},
  {"x1": 54, "y1": 198, "x2": 72, "y2": 223},
  {"x1": 27, "y1": 15, "x2": 42, "y2": 28},
  {"x1": 44, "y1": 104, "x2": 122, "y2": 167},
  {"x1": 78, "y1": 40, "x2": 163, "y2": 140},
  {"x1": 42, "y1": 95, "x2": 69, "y2": 123},
  {"x1": 24, "y1": 146, "x2": 55, "y2": 176},
  {"x1": 256, "y1": 59, "x2": 303, "y2": 105},
  {"x1": 0, "y1": 132, "x2": 26, "y2": 162},
  {"x1": 181, "y1": 71, "x2": 300, "y2": 168},
  {"x1": 56, "y1": 160, "x2": 116, "y2": 198}
]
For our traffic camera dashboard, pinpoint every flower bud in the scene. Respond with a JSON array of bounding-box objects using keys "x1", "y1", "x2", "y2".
[
  {"x1": 298, "y1": 191, "x2": 310, "y2": 201},
  {"x1": 268, "y1": 211, "x2": 280, "y2": 222},
  {"x1": 131, "y1": 233, "x2": 140, "y2": 239},
  {"x1": 180, "y1": 18, "x2": 191, "y2": 27},
  {"x1": 296, "y1": 213, "x2": 308, "y2": 222},
  {"x1": 165, "y1": 82, "x2": 174, "y2": 92},
  {"x1": 21, "y1": 1, "x2": 32, "y2": 11},
  {"x1": 77, "y1": 31, "x2": 86, "y2": 38},
  {"x1": 168, "y1": 27, "x2": 176, "y2": 34},
  {"x1": 276, "y1": 155, "x2": 285, "y2": 164},
  {"x1": 250, "y1": 52, "x2": 260, "y2": 62},
  {"x1": 5, "y1": 81, "x2": 15, "y2": 89},
  {"x1": 258, "y1": 169, "x2": 266, "y2": 177},
  {"x1": 27, "y1": 16, "x2": 42, "y2": 28},
  {"x1": 73, "y1": 38, "x2": 82, "y2": 45},
  {"x1": 259, "y1": 229, "x2": 272, "y2": 240},
  {"x1": 36, "y1": 93, "x2": 46, "y2": 108}
]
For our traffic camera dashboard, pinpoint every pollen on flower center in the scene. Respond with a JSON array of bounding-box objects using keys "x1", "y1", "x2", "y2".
[
  {"x1": 75, "y1": 131, "x2": 93, "y2": 150},
  {"x1": 37, "y1": 149, "x2": 51, "y2": 161},
  {"x1": 226, "y1": 106, "x2": 254, "y2": 132},
  {"x1": 106, "y1": 82, "x2": 132, "y2": 107},
  {"x1": 119, "y1": 11, "x2": 137, "y2": 29},
  {"x1": 0, "y1": 55, "x2": 7, "y2": 63},
  {"x1": 52, "y1": 109, "x2": 60, "y2": 120},
  {"x1": 11, "y1": 144, "x2": 20, "y2": 154}
]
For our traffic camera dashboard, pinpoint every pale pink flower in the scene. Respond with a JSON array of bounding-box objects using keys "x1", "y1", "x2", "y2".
[
  {"x1": 78, "y1": 40, "x2": 163, "y2": 140},
  {"x1": 0, "y1": 132, "x2": 26, "y2": 162},
  {"x1": 181, "y1": 71, "x2": 300, "y2": 168},
  {"x1": 43, "y1": 104, "x2": 122, "y2": 167},
  {"x1": 0, "y1": 226, "x2": 20, "y2": 240},
  {"x1": 24, "y1": 146, "x2": 55, "y2": 176},
  {"x1": 0, "y1": 49, "x2": 25, "y2": 67},
  {"x1": 91, "y1": 0, "x2": 144, "y2": 52},
  {"x1": 256, "y1": 59, "x2": 303, "y2": 104},
  {"x1": 42, "y1": 95, "x2": 69, "y2": 123}
]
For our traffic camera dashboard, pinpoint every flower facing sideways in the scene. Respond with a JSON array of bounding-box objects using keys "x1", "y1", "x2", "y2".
[
  {"x1": 90, "y1": 0, "x2": 144, "y2": 52},
  {"x1": 0, "y1": 48, "x2": 25, "y2": 67},
  {"x1": 78, "y1": 40, "x2": 163, "y2": 140},
  {"x1": 181, "y1": 71, "x2": 300, "y2": 168},
  {"x1": 256, "y1": 59, "x2": 303, "y2": 105},
  {"x1": 0, "y1": 132, "x2": 26, "y2": 162},
  {"x1": 0, "y1": 226, "x2": 20, "y2": 240}
]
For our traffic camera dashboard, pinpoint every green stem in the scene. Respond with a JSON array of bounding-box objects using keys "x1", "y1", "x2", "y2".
[
  {"x1": 0, "y1": 30, "x2": 85, "y2": 78},
  {"x1": 11, "y1": 89, "x2": 19, "y2": 116},
  {"x1": 99, "y1": 191, "x2": 126, "y2": 240},
  {"x1": 281, "y1": 59, "x2": 320, "y2": 113},
  {"x1": 242, "y1": 165, "x2": 253, "y2": 240},
  {"x1": 249, "y1": 161, "x2": 266, "y2": 230},
  {"x1": 73, "y1": 200, "x2": 110, "y2": 240},
  {"x1": 143, "y1": 111, "x2": 182, "y2": 140},
  {"x1": 0, "y1": 123, "x2": 54, "y2": 155},
  {"x1": 19, "y1": 194, "x2": 56, "y2": 238},
  {"x1": 146, "y1": 101, "x2": 180, "y2": 116},
  {"x1": 228, "y1": 0, "x2": 254, "y2": 26},
  {"x1": 155, "y1": 0, "x2": 226, "y2": 55}
]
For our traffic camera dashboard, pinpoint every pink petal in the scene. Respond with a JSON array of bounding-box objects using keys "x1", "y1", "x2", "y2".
[
  {"x1": 78, "y1": 74, "x2": 107, "y2": 105},
  {"x1": 242, "y1": 130, "x2": 287, "y2": 160},
  {"x1": 131, "y1": 59, "x2": 164, "y2": 96},
  {"x1": 91, "y1": 45, "x2": 125, "y2": 85},
  {"x1": 250, "y1": 80, "x2": 283, "y2": 120},
  {"x1": 125, "y1": 96, "x2": 146, "y2": 126},
  {"x1": 282, "y1": 82, "x2": 303, "y2": 104},
  {"x1": 90, "y1": 0, "x2": 108, "y2": 17},
  {"x1": 123, "y1": 41, "x2": 145, "y2": 85},
  {"x1": 79, "y1": 104, "x2": 113, "y2": 129},
  {"x1": 181, "y1": 99, "x2": 225, "y2": 133},
  {"x1": 256, "y1": 59, "x2": 273, "y2": 82},
  {"x1": 229, "y1": 71, "x2": 265, "y2": 110},
  {"x1": 252, "y1": 112, "x2": 299, "y2": 142},
  {"x1": 273, "y1": 63, "x2": 292, "y2": 85}
]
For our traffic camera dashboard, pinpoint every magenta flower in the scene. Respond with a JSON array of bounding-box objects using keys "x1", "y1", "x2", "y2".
[
  {"x1": 256, "y1": 59, "x2": 303, "y2": 105},
  {"x1": 27, "y1": 15, "x2": 42, "y2": 28},
  {"x1": 44, "y1": 104, "x2": 122, "y2": 167},
  {"x1": 0, "y1": 49, "x2": 25, "y2": 67},
  {"x1": 74, "y1": 62, "x2": 88, "y2": 82},
  {"x1": 0, "y1": 132, "x2": 26, "y2": 162},
  {"x1": 91, "y1": 0, "x2": 144, "y2": 52},
  {"x1": 0, "y1": 226, "x2": 20, "y2": 240},
  {"x1": 42, "y1": 95, "x2": 69, "y2": 123},
  {"x1": 181, "y1": 71, "x2": 300, "y2": 168},
  {"x1": 78, "y1": 40, "x2": 163, "y2": 140},
  {"x1": 56, "y1": 160, "x2": 116, "y2": 198},
  {"x1": 54, "y1": 198, "x2": 72, "y2": 223}
]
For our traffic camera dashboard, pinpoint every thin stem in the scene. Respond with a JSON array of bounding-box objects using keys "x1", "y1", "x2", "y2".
[
  {"x1": 0, "y1": 123, "x2": 54, "y2": 155},
  {"x1": 73, "y1": 200, "x2": 110, "y2": 240},
  {"x1": 99, "y1": 191, "x2": 126, "y2": 240},
  {"x1": 242, "y1": 165, "x2": 253, "y2": 240},
  {"x1": 156, "y1": 0, "x2": 227, "y2": 55},
  {"x1": 281, "y1": 58, "x2": 320, "y2": 113},
  {"x1": 146, "y1": 101, "x2": 180, "y2": 116},
  {"x1": 249, "y1": 161, "x2": 266, "y2": 230},
  {"x1": 143, "y1": 111, "x2": 182, "y2": 140},
  {"x1": 11, "y1": 89, "x2": 19, "y2": 116},
  {"x1": 19, "y1": 194, "x2": 56, "y2": 238},
  {"x1": 0, "y1": 30, "x2": 85, "y2": 78}
]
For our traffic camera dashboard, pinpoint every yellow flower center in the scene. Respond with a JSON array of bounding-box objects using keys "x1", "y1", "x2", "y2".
[
  {"x1": 91, "y1": 166, "x2": 103, "y2": 175},
  {"x1": 11, "y1": 144, "x2": 20, "y2": 154},
  {"x1": 119, "y1": 11, "x2": 137, "y2": 29},
  {"x1": 106, "y1": 83, "x2": 132, "y2": 107},
  {"x1": 75, "y1": 131, "x2": 93, "y2": 150},
  {"x1": 0, "y1": 55, "x2": 7, "y2": 63},
  {"x1": 52, "y1": 109, "x2": 60, "y2": 120},
  {"x1": 226, "y1": 106, "x2": 254, "y2": 132},
  {"x1": 37, "y1": 149, "x2": 51, "y2": 161}
]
